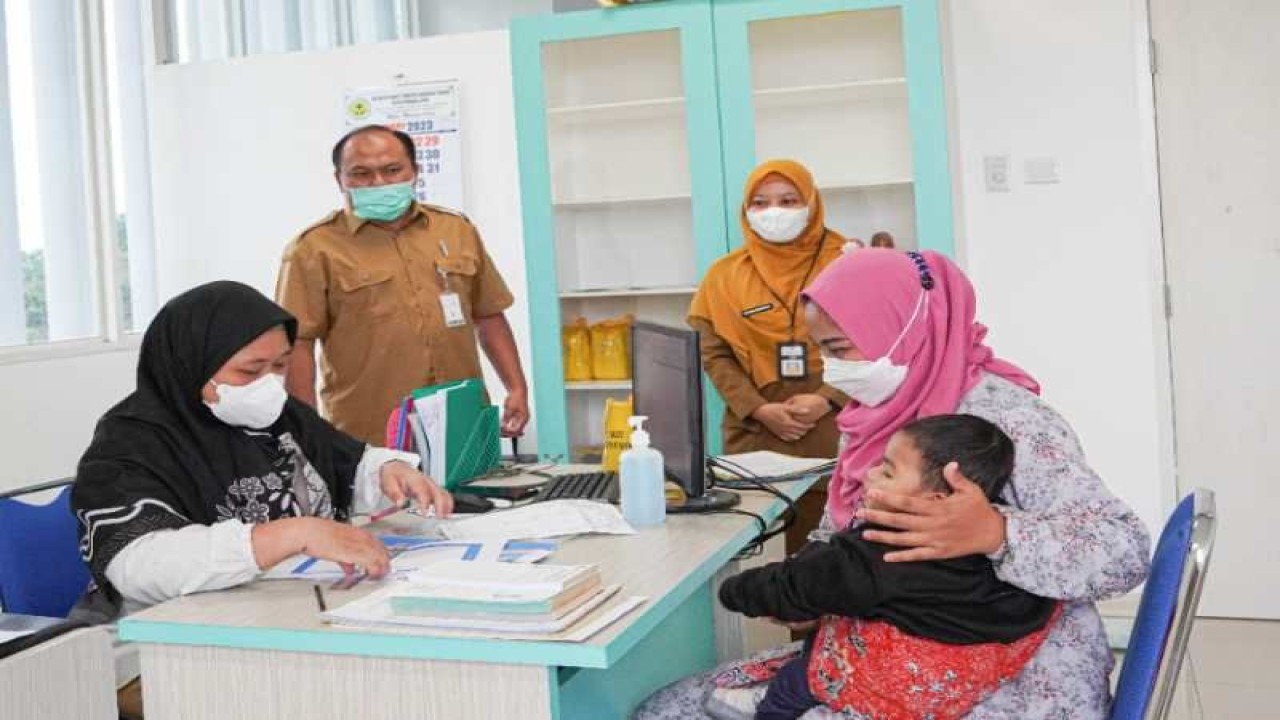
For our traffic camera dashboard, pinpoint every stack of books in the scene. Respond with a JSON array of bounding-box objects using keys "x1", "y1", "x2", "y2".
[
  {"x1": 323, "y1": 560, "x2": 627, "y2": 637},
  {"x1": 387, "y1": 561, "x2": 604, "y2": 630}
]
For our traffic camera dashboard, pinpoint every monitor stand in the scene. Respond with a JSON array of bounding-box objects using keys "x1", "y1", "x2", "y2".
[{"x1": 667, "y1": 488, "x2": 740, "y2": 514}]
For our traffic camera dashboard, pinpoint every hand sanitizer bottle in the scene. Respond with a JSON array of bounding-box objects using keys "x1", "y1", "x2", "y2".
[{"x1": 619, "y1": 416, "x2": 666, "y2": 527}]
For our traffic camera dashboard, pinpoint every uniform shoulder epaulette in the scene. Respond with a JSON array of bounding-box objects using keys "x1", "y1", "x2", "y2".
[
  {"x1": 297, "y1": 210, "x2": 344, "y2": 238},
  {"x1": 421, "y1": 203, "x2": 471, "y2": 224}
]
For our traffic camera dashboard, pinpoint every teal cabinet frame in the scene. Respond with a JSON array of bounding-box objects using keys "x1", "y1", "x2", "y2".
[
  {"x1": 511, "y1": 1, "x2": 729, "y2": 460},
  {"x1": 512, "y1": 0, "x2": 952, "y2": 460},
  {"x1": 712, "y1": 0, "x2": 955, "y2": 254}
]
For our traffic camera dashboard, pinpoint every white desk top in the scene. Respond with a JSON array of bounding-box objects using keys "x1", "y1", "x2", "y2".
[{"x1": 120, "y1": 479, "x2": 815, "y2": 669}]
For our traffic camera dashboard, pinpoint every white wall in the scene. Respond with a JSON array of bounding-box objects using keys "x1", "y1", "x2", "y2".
[
  {"x1": 0, "y1": 349, "x2": 138, "y2": 493},
  {"x1": 944, "y1": 0, "x2": 1173, "y2": 539},
  {"x1": 146, "y1": 29, "x2": 537, "y2": 449},
  {"x1": 1150, "y1": 0, "x2": 1280, "y2": 619}
]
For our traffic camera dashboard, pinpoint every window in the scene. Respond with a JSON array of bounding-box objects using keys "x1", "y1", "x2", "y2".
[
  {"x1": 156, "y1": 0, "x2": 564, "y2": 64},
  {"x1": 0, "y1": 0, "x2": 156, "y2": 352}
]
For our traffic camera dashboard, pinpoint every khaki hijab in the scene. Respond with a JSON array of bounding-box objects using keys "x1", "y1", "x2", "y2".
[{"x1": 689, "y1": 160, "x2": 847, "y2": 387}]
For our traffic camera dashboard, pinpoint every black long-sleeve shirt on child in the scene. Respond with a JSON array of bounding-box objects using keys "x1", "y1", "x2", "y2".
[{"x1": 719, "y1": 525, "x2": 1057, "y2": 644}]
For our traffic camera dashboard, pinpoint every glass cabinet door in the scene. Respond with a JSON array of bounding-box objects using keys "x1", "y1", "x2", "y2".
[
  {"x1": 714, "y1": 0, "x2": 953, "y2": 254},
  {"x1": 512, "y1": 5, "x2": 726, "y2": 460}
]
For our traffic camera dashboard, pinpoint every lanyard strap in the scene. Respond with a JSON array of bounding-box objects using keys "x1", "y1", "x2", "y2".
[{"x1": 756, "y1": 230, "x2": 828, "y2": 339}]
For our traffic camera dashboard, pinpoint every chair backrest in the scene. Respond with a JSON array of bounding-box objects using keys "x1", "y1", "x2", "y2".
[
  {"x1": 0, "y1": 484, "x2": 90, "y2": 617},
  {"x1": 1110, "y1": 488, "x2": 1216, "y2": 720}
]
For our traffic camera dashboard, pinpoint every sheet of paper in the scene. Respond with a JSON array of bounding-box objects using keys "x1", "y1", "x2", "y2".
[
  {"x1": 414, "y1": 393, "x2": 447, "y2": 482},
  {"x1": 0, "y1": 629, "x2": 36, "y2": 644},
  {"x1": 439, "y1": 500, "x2": 636, "y2": 541},
  {"x1": 261, "y1": 538, "x2": 556, "y2": 580},
  {"x1": 711, "y1": 451, "x2": 835, "y2": 480},
  {"x1": 0, "y1": 614, "x2": 60, "y2": 644}
]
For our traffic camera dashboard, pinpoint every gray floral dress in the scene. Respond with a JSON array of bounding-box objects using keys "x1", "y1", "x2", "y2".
[{"x1": 633, "y1": 374, "x2": 1152, "y2": 720}]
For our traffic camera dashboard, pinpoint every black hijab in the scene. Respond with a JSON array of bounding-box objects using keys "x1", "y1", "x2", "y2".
[{"x1": 72, "y1": 281, "x2": 364, "y2": 590}]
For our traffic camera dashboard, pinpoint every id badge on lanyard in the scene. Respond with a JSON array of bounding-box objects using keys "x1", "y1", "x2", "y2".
[
  {"x1": 777, "y1": 341, "x2": 808, "y2": 380},
  {"x1": 439, "y1": 292, "x2": 466, "y2": 328},
  {"x1": 437, "y1": 239, "x2": 467, "y2": 328}
]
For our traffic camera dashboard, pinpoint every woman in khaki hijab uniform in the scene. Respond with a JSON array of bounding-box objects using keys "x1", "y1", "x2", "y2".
[{"x1": 688, "y1": 160, "x2": 850, "y2": 458}]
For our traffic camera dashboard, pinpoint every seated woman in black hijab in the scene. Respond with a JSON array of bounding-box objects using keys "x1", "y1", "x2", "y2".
[{"x1": 72, "y1": 281, "x2": 453, "y2": 617}]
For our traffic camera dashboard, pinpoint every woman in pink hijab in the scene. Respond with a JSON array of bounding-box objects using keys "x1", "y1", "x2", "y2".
[{"x1": 637, "y1": 249, "x2": 1150, "y2": 720}]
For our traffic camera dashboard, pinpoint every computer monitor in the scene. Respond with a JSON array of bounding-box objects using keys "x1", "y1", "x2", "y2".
[{"x1": 631, "y1": 322, "x2": 738, "y2": 513}]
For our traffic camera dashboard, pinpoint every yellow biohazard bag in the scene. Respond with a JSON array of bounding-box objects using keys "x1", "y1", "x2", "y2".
[
  {"x1": 601, "y1": 395, "x2": 634, "y2": 472},
  {"x1": 591, "y1": 314, "x2": 633, "y2": 380},
  {"x1": 562, "y1": 317, "x2": 593, "y2": 381}
]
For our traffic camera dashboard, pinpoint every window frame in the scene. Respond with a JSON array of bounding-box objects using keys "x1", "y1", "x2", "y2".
[{"x1": 0, "y1": 0, "x2": 148, "y2": 364}]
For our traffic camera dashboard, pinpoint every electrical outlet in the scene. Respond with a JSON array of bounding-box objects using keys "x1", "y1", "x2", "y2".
[{"x1": 984, "y1": 155, "x2": 1010, "y2": 193}]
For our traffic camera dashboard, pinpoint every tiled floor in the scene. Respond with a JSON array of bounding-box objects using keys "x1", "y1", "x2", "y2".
[{"x1": 1161, "y1": 618, "x2": 1280, "y2": 720}]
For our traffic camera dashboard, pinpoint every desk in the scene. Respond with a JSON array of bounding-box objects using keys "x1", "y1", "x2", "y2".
[
  {"x1": 119, "y1": 479, "x2": 814, "y2": 720},
  {"x1": 0, "y1": 617, "x2": 116, "y2": 720}
]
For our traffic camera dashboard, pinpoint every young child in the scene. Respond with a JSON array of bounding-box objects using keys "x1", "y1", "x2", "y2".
[{"x1": 718, "y1": 414, "x2": 1060, "y2": 720}]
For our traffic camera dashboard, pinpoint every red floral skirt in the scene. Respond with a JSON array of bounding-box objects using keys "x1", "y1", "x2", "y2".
[{"x1": 808, "y1": 604, "x2": 1062, "y2": 720}]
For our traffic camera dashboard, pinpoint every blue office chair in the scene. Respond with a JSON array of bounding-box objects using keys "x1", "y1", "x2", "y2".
[
  {"x1": 0, "y1": 479, "x2": 90, "y2": 617},
  {"x1": 1110, "y1": 489, "x2": 1216, "y2": 720}
]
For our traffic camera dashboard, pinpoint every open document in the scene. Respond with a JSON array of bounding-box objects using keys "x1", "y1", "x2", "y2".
[
  {"x1": 262, "y1": 536, "x2": 556, "y2": 581},
  {"x1": 439, "y1": 500, "x2": 636, "y2": 541}
]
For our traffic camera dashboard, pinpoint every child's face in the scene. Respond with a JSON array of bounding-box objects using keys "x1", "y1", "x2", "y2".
[{"x1": 864, "y1": 432, "x2": 944, "y2": 511}]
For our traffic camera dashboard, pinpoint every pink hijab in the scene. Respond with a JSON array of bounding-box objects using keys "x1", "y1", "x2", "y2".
[{"x1": 802, "y1": 249, "x2": 1039, "y2": 529}]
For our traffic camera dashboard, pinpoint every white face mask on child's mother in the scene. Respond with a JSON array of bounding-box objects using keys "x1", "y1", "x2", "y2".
[
  {"x1": 820, "y1": 289, "x2": 928, "y2": 407},
  {"x1": 822, "y1": 356, "x2": 908, "y2": 407}
]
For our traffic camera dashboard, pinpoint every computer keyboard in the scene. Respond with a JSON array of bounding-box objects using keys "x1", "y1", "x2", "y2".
[{"x1": 530, "y1": 471, "x2": 619, "y2": 504}]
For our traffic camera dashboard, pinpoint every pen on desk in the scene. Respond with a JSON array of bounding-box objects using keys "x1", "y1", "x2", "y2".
[
  {"x1": 313, "y1": 584, "x2": 328, "y2": 613},
  {"x1": 368, "y1": 498, "x2": 411, "y2": 523}
]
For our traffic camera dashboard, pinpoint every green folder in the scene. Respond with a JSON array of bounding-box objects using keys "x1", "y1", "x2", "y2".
[{"x1": 409, "y1": 379, "x2": 501, "y2": 490}]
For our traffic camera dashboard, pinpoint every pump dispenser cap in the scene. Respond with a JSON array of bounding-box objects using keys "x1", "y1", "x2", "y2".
[{"x1": 628, "y1": 416, "x2": 650, "y2": 449}]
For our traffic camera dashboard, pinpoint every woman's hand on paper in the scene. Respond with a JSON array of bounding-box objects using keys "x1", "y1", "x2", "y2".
[
  {"x1": 380, "y1": 460, "x2": 454, "y2": 518},
  {"x1": 856, "y1": 462, "x2": 1006, "y2": 562},
  {"x1": 751, "y1": 403, "x2": 815, "y2": 442},
  {"x1": 784, "y1": 394, "x2": 831, "y2": 424},
  {"x1": 298, "y1": 518, "x2": 392, "y2": 578}
]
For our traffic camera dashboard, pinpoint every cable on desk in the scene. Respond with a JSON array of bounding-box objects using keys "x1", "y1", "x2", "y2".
[{"x1": 705, "y1": 458, "x2": 801, "y2": 559}]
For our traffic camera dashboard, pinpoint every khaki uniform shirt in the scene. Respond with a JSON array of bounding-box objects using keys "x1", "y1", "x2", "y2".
[{"x1": 276, "y1": 203, "x2": 513, "y2": 444}]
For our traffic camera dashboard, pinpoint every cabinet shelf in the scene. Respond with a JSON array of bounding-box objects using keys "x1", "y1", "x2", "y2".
[
  {"x1": 753, "y1": 77, "x2": 907, "y2": 108},
  {"x1": 566, "y1": 380, "x2": 633, "y2": 391},
  {"x1": 553, "y1": 192, "x2": 691, "y2": 209},
  {"x1": 823, "y1": 177, "x2": 913, "y2": 192},
  {"x1": 547, "y1": 96, "x2": 685, "y2": 121},
  {"x1": 559, "y1": 286, "x2": 698, "y2": 299}
]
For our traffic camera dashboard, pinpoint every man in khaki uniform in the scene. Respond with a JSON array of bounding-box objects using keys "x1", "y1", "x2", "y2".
[{"x1": 276, "y1": 125, "x2": 529, "y2": 445}]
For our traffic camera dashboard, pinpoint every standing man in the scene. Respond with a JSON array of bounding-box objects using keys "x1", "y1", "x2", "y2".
[{"x1": 276, "y1": 124, "x2": 529, "y2": 445}]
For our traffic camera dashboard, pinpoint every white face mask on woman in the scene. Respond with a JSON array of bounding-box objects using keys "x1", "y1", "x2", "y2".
[
  {"x1": 747, "y1": 206, "x2": 810, "y2": 243},
  {"x1": 204, "y1": 373, "x2": 288, "y2": 429},
  {"x1": 822, "y1": 356, "x2": 908, "y2": 407},
  {"x1": 821, "y1": 289, "x2": 928, "y2": 407}
]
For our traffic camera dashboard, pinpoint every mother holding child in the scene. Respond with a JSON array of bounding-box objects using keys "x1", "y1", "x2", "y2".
[{"x1": 637, "y1": 248, "x2": 1151, "y2": 719}]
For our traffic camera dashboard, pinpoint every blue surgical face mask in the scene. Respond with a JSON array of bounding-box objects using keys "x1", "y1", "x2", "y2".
[{"x1": 349, "y1": 181, "x2": 415, "y2": 222}]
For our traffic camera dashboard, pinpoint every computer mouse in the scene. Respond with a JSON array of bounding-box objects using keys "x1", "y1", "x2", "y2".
[{"x1": 452, "y1": 492, "x2": 496, "y2": 514}]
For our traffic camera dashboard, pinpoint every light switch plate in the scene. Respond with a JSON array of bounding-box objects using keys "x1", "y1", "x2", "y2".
[{"x1": 1024, "y1": 156, "x2": 1060, "y2": 184}]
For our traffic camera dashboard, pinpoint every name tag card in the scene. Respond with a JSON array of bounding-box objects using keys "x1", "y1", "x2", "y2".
[
  {"x1": 440, "y1": 292, "x2": 467, "y2": 327},
  {"x1": 777, "y1": 342, "x2": 808, "y2": 380}
]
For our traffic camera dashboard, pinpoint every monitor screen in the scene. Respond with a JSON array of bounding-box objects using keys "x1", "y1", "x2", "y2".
[{"x1": 630, "y1": 322, "x2": 706, "y2": 498}]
